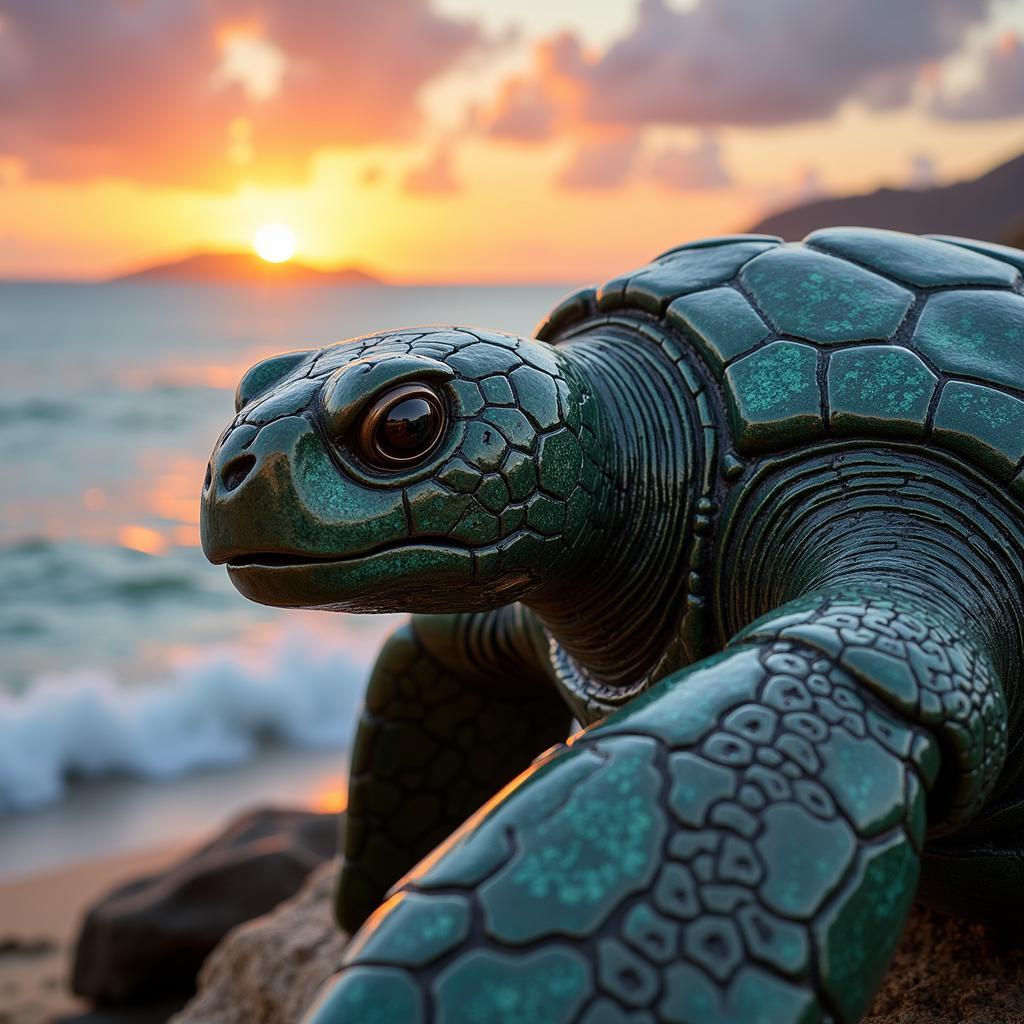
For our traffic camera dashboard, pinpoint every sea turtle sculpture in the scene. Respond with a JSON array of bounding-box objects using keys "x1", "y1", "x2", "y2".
[{"x1": 201, "y1": 228, "x2": 1024, "y2": 1024}]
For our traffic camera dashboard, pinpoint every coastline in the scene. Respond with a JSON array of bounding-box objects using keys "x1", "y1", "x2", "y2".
[
  {"x1": 0, "y1": 745, "x2": 348, "y2": 882},
  {"x1": 0, "y1": 845, "x2": 190, "y2": 1024},
  {"x1": 0, "y1": 746, "x2": 348, "y2": 1024}
]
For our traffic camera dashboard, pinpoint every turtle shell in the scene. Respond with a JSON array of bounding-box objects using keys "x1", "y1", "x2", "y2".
[{"x1": 537, "y1": 228, "x2": 1024, "y2": 497}]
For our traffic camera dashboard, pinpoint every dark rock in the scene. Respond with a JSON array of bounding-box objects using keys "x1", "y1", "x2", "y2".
[
  {"x1": 172, "y1": 860, "x2": 345, "y2": 1024},
  {"x1": 71, "y1": 807, "x2": 340, "y2": 1006}
]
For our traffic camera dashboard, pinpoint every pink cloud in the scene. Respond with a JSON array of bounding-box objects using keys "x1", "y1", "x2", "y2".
[
  {"x1": 557, "y1": 134, "x2": 640, "y2": 190},
  {"x1": 580, "y1": 0, "x2": 990, "y2": 126},
  {"x1": 403, "y1": 141, "x2": 460, "y2": 195},
  {"x1": 932, "y1": 32, "x2": 1024, "y2": 120},
  {"x1": 484, "y1": 77, "x2": 558, "y2": 142},
  {"x1": 481, "y1": 0, "x2": 991, "y2": 143},
  {"x1": 646, "y1": 133, "x2": 730, "y2": 191},
  {"x1": 479, "y1": 33, "x2": 587, "y2": 143},
  {"x1": 0, "y1": 0, "x2": 484, "y2": 187}
]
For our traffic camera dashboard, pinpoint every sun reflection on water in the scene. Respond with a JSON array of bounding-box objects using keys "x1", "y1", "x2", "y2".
[
  {"x1": 117, "y1": 524, "x2": 169, "y2": 556},
  {"x1": 311, "y1": 782, "x2": 349, "y2": 814}
]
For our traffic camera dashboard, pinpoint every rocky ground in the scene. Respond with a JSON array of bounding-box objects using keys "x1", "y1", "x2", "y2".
[
  {"x1": 0, "y1": 809, "x2": 337, "y2": 1024},
  {"x1": 11, "y1": 808, "x2": 1020, "y2": 1024},
  {"x1": 71, "y1": 809, "x2": 337, "y2": 1009},
  {"x1": 174, "y1": 865, "x2": 1024, "y2": 1024},
  {"x1": 171, "y1": 861, "x2": 345, "y2": 1024}
]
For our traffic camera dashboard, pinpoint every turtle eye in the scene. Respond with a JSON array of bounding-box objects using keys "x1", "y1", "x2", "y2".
[{"x1": 357, "y1": 384, "x2": 446, "y2": 468}]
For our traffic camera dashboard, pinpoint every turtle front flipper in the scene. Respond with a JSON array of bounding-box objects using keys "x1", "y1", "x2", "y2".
[
  {"x1": 337, "y1": 604, "x2": 571, "y2": 932},
  {"x1": 306, "y1": 584, "x2": 1006, "y2": 1024}
]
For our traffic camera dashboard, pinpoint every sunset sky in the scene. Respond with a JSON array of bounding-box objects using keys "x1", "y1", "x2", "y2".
[{"x1": 2, "y1": 0, "x2": 1024, "y2": 283}]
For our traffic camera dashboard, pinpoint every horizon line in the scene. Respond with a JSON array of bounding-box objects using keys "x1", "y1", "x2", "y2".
[{"x1": 0, "y1": 273, "x2": 588, "y2": 288}]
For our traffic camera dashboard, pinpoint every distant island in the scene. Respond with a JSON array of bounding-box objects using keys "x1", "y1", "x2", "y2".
[
  {"x1": 749, "y1": 150, "x2": 1024, "y2": 244},
  {"x1": 111, "y1": 252, "x2": 382, "y2": 286}
]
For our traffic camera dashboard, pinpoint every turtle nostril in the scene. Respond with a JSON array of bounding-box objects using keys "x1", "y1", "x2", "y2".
[{"x1": 220, "y1": 454, "x2": 256, "y2": 492}]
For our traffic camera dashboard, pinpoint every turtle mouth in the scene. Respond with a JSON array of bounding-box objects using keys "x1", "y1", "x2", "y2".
[
  {"x1": 226, "y1": 551, "x2": 351, "y2": 569},
  {"x1": 221, "y1": 538, "x2": 465, "y2": 570},
  {"x1": 219, "y1": 539, "x2": 492, "y2": 613}
]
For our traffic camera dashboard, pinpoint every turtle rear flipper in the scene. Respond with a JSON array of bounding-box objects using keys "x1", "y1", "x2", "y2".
[
  {"x1": 305, "y1": 575, "x2": 1005, "y2": 1024},
  {"x1": 338, "y1": 605, "x2": 571, "y2": 932}
]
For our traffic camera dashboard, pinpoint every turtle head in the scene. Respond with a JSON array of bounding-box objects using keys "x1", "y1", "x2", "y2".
[{"x1": 201, "y1": 328, "x2": 605, "y2": 613}]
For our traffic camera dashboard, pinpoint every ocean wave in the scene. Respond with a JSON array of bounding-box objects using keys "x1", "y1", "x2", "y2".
[
  {"x1": 0, "y1": 539, "x2": 210, "y2": 607},
  {"x1": 0, "y1": 398, "x2": 74, "y2": 426},
  {"x1": 0, "y1": 623, "x2": 379, "y2": 813}
]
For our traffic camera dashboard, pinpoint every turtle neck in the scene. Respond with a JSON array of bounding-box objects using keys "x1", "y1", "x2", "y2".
[{"x1": 525, "y1": 323, "x2": 705, "y2": 721}]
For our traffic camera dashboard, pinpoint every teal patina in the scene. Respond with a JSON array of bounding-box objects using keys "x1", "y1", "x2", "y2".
[{"x1": 202, "y1": 228, "x2": 1024, "y2": 1023}]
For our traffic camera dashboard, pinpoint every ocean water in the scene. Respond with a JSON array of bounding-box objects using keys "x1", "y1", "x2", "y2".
[{"x1": 0, "y1": 280, "x2": 572, "y2": 815}]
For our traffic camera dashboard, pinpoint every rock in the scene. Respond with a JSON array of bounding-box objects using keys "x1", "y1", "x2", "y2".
[
  {"x1": 174, "y1": 877, "x2": 1024, "y2": 1024},
  {"x1": 71, "y1": 808, "x2": 340, "y2": 1007},
  {"x1": 171, "y1": 860, "x2": 346, "y2": 1024}
]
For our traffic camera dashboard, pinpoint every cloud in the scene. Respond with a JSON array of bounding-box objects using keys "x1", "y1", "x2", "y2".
[
  {"x1": 403, "y1": 141, "x2": 460, "y2": 195},
  {"x1": 585, "y1": 0, "x2": 989, "y2": 126},
  {"x1": 483, "y1": 0, "x2": 991, "y2": 136},
  {"x1": 213, "y1": 32, "x2": 288, "y2": 102},
  {"x1": 0, "y1": 0, "x2": 484, "y2": 186},
  {"x1": 931, "y1": 32, "x2": 1024, "y2": 120},
  {"x1": 558, "y1": 130, "x2": 730, "y2": 194},
  {"x1": 646, "y1": 133, "x2": 730, "y2": 190},
  {"x1": 484, "y1": 77, "x2": 559, "y2": 142},
  {"x1": 557, "y1": 134, "x2": 640, "y2": 190},
  {"x1": 480, "y1": 33, "x2": 586, "y2": 142}
]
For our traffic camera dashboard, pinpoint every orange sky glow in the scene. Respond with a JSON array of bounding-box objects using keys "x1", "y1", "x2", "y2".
[{"x1": 1, "y1": 0, "x2": 1024, "y2": 283}]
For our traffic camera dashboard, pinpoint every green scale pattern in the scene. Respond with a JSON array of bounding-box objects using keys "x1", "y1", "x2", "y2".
[
  {"x1": 200, "y1": 228, "x2": 1024, "y2": 1024},
  {"x1": 320, "y1": 634, "x2": 934, "y2": 1024},
  {"x1": 543, "y1": 227, "x2": 1024, "y2": 485}
]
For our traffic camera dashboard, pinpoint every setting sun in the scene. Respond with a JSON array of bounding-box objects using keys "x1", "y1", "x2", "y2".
[{"x1": 253, "y1": 224, "x2": 296, "y2": 263}]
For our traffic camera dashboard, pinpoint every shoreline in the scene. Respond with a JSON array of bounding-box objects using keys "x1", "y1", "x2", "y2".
[
  {"x1": 0, "y1": 747, "x2": 349, "y2": 1024},
  {"x1": 0, "y1": 745, "x2": 347, "y2": 882},
  {"x1": 0, "y1": 843, "x2": 190, "y2": 1024}
]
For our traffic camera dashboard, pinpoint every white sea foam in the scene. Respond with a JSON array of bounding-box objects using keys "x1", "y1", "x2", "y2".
[{"x1": 0, "y1": 622, "x2": 388, "y2": 813}]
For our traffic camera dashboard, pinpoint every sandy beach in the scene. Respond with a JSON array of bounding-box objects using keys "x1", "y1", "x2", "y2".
[
  {"x1": 0, "y1": 844, "x2": 188, "y2": 1024},
  {"x1": 0, "y1": 747, "x2": 347, "y2": 1024}
]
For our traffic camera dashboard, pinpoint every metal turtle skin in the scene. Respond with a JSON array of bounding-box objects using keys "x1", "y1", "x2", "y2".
[{"x1": 201, "y1": 229, "x2": 1024, "y2": 1024}]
